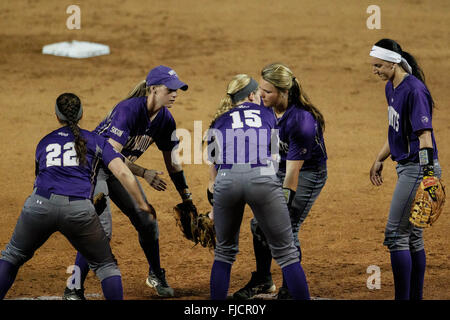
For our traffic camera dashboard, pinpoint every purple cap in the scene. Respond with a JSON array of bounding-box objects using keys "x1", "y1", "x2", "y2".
[{"x1": 145, "y1": 65, "x2": 188, "y2": 91}]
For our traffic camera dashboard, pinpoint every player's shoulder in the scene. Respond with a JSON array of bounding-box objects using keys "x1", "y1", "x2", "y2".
[
  {"x1": 403, "y1": 75, "x2": 429, "y2": 95},
  {"x1": 81, "y1": 129, "x2": 108, "y2": 150},
  {"x1": 38, "y1": 126, "x2": 70, "y2": 143},
  {"x1": 117, "y1": 96, "x2": 146, "y2": 107},
  {"x1": 114, "y1": 96, "x2": 147, "y2": 114},
  {"x1": 287, "y1": 105, "x2": 317, "y2": 138},
  {"x1": 230, "y1": 102, "x2": 268, "y2": 113},
  {"x1": 80, "y1": 128, "x2": 99, "y2": 141},
  {"x1": 290, "y1": 105, "x2": 315, "y2": 123}
]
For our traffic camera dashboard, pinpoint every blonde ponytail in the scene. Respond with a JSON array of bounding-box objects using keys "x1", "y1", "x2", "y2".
[
  {"x1": 124, "y1": 80, "x2": 148, "y2": 100},
  {"x1": 209, "y1": 74, "x2": 254, "y2": 128}
]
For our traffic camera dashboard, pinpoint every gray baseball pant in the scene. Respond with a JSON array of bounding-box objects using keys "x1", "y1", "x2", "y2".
[
  {"x1": 213, "y1": 164, "x2": 299, "y2": 268},
  {"x1": 384, "y1": 160, "x2": 442, "y2": 252},
  {"x1": 1, "y1": 189, "x2": 120, "y2": 281}
]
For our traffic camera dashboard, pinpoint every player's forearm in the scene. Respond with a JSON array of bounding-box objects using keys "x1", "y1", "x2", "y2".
[
  {"x1": 283, "y1": 160, "x2": 303, "y2": 191},
  {"x1": 107, "y1": 158, "x2": 148, "y2": 211},
  {"x1": 163, "y1": 150, "x2": 182, "y2": 174},
  {"x1": 376, "y1": 139, "x2": 391, "y2": 162},
  {"x1": 418, "y1": 130, "x2": 433, "y2": 149}
]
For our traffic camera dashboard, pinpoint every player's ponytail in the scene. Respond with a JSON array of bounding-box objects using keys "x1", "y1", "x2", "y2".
[
  {"x1": 55, "y1": 93, "x2": 88, "y2": 166},
  {"x1": 124, "y1": 80, "x2": 148, "y2": 100},
  {"x1": 209, "y1": 74, "x2": 256, "y2": 128},
  {"x1": 262, "y1": 63, "x2": 325, "y2": 132},
  {"x1": 400, "y1": 51, "x2": 426, "y2": 85},
  {"x1": 290, "y1": 78, "x2": 325, "y2": 132}
]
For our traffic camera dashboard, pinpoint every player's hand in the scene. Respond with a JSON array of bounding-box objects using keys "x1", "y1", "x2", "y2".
[
  {"x1": 143, "y1": 169, "x2": 167, "y2": 191},
  {"x1": 370, "y1": 160, "x2": 384, "y2": 186}
]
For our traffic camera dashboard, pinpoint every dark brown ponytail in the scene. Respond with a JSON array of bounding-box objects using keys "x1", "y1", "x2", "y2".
[{"x1": 56, "y1": 93, "x2": 88, "y2": 166}]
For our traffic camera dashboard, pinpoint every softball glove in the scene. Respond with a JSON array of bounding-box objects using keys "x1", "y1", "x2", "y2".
[
  {"x1": 173, "y1": 202, "x2": 216, "y2": 249},
  {"x1": 410, "y1": 177, "x2": 446, "y2": 228}
]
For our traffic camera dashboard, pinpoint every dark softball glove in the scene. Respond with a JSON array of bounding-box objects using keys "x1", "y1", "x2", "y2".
[
  {"x1": 173, "y1": 201, "x2": 216, "y2": 249},
  {"x1": 93, "y1": 192, "x2": 107, "y2": 216},
  {"x1": 410, "y1": 177, "x2": 446, "y2": 228}
]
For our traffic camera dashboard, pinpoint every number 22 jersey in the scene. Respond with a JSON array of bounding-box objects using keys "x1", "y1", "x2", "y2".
[{"x1": 34, "y1": 126, "x2": 123, "y2": 199}]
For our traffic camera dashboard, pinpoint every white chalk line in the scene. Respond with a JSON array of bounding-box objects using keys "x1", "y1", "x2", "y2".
[{"x1": 5, "y1": 293, "x2": 102, "y2": 300}]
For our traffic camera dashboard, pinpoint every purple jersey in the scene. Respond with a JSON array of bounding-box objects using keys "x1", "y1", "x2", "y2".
[
  {"x1": 385, "y1": 75, "x2": 438, "y2": 163},
  {"x1": 274, "y1": 104, "x2": 327, "y2": 172},
  {"x1": 208, "y1": 102, "x2": 276, "y2": 168},
  {"x1": 94, "y1": 96, "x2": 179, "y2": 162},
  {"x1": 34, "y1": 126, "x2": 123, "y2": 199}
]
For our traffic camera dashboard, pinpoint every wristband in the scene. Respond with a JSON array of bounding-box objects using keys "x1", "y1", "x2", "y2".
[
  {"x1": 207, "y1": 188, "x2": 214, "y2": 206},
  {"x1": 419, "y1": 148, "x2": 434, "y2": 177},
  {"x1": 282, "y1": 188, "x2": 295, "y2": 208},
  {"x1": 181, "y1": 190, "x2": 192, "y2": 201}
]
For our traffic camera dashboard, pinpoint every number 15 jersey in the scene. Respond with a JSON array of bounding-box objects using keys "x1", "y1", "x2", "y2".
[
  {"x1": 208, "y1": 102, "x2": 277, "y2": 167},
  {"x1": 34, "y1": 126, "x2": 123, "y2": 199}
]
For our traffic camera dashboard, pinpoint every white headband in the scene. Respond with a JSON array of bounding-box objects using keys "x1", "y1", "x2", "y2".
[{"x1": 369, "y1": 45, "x2": 412, "y2": 74}]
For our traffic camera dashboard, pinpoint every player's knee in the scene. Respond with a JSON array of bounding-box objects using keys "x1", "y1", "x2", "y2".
[
  {"x1": 0, "y1": 244, "x2": 32, "y2": 267},
  {"x1": 214, "y1": 245, "x2": 238, "y2": 264},
  {"x1": 93, "y1": 262, "x2": 121, "y2": 282},
  {"x1": 409, "y1": 238, "x2": 424, "y2": 253},
  {"x1": 383, "y1": 236, "x2": 410, "y2": 251},
  {"x1": 272, "y1": 244, "x2": 300, "y2": 268},
  {"x1": 131, "y1": 207, "x2": 159, "y2": 242}
]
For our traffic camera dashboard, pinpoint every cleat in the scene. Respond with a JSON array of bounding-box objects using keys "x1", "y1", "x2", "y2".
[
  {"x1": 145, "y1": 268, "x2": 174, "y2": 298},
  {"x1": 232, "y1": 272, "x2": 276, "y2": 300},
  {"x1": 62, "y1": 286, "x2": 86, "y2": 300}
]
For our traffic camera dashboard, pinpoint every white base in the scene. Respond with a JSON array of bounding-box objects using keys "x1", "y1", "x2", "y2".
[{"x1": 42, "y1": 40, "x2": 110, "y2": 59}]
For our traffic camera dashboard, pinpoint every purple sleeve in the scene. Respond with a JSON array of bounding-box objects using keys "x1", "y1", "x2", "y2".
[
  {"x1": 409, "y1": 89, "x2": 433, "y2": 134},
  {"x1": 106, "y1": 105, "x2": 132, "y2": 146},
  {"x1": 286, "y1": 113, "x2": 316, "y2": 161},
  {"x1": 155, "y1": 112, "x2": 179, "y2": 151},
  {"x1": 96, "y1": 135, "x2": 124, "y2": 167}
]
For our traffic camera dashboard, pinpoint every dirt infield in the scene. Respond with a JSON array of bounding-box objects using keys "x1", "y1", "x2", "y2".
[{"x1": 1, "y1": 0, "x2": 449, "y2": 300}]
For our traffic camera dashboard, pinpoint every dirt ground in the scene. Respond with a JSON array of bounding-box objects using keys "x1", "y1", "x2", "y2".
[{"x1": 0, "y1": 0, "x2": 449, "y2": 300}]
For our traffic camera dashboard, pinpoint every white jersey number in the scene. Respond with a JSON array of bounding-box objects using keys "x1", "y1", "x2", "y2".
[
  {"x1": 230, "y1": 110, "x2": 262, "y2": 129},
  {"x1": 46, "y1": 142, "x2": 79, "y2": 167}
]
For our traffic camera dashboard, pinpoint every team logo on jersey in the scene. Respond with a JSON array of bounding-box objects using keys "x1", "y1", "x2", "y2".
[
  {"x1": 123, "y1": 135, "x2": 154, "y2": 162},
  {"x1": 388, "y1": 106, "x2": 400, "y2": 132},
  {"x1": 58, "y1": 132, "x2": 69, "y2": 137},
  {"x1": 110, "y1": 126, "x2": 123, "y2": 137},
  {"x1": 421, "y1": 116, "x2": 429, "y2": 124}
]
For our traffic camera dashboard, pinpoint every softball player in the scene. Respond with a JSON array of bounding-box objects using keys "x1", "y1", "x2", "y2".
[
  {"x1": 0, "y1": 93, "x2": 152, "y2": 300},
  {"x1": 369, "y1": 39, "x2": 441, "y2": 300},
  {"x1": 233, "y1": 63, "x2": 327, "y2": 300},
  {"x1": 207, "y1": 74, "x2": 310, "y2": 300},
  {"x1": 63, "y1": 65, "x2": 196, "y2": 299}
]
